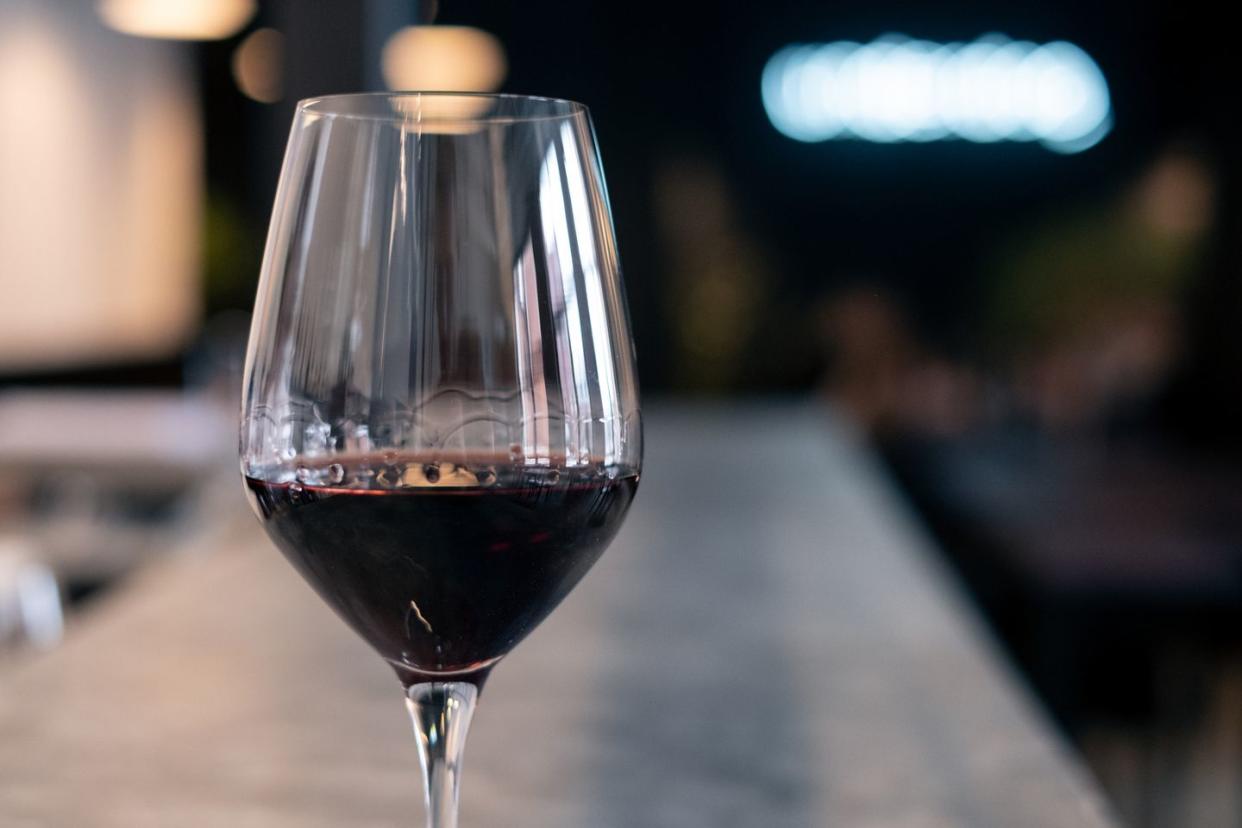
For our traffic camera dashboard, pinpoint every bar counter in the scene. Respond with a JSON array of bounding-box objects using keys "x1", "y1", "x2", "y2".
[{"x1": 0, "y1": 402, "x2": 1117, "y2": 827}]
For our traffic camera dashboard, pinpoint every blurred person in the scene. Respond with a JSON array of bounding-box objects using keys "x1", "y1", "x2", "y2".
[
  {"x1": 984, "y1": 144, "x2": 1215, "y2": 432},
  {"x1": 817, "y1": 287, "x2": 980, "y2": 438},
  {"x1": 652, "y1": 152, "x2": 775, "y2": 392}
]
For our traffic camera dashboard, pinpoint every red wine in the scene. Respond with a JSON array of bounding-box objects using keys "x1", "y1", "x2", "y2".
[{"x1": 245, "y1": 458, "x2": 638, "y2": 687}]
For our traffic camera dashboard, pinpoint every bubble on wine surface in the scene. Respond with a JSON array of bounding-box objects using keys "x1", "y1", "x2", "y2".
[
  {"x1": 524, "y1": 467, "x2": 561, "y2": 487},
  {"x1": 327, "y1": 463, "x2": 346, "y2": 484},
  {"x1": 375, "y1": 464, "x2": 404, "y2": 488}
]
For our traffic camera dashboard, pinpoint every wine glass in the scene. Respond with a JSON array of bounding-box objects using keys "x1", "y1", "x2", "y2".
[{"x1": 240, "y1": 93, "x2": 641, "y2": 827}]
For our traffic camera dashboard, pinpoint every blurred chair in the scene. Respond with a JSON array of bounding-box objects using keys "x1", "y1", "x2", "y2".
[{"x1": 0, "y1": 391, "x2": 234, "y2": 615}]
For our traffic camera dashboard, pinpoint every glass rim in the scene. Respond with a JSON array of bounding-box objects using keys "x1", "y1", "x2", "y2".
[{"x1": 296, "y1": 92, "x2": 589, "y2": 124}]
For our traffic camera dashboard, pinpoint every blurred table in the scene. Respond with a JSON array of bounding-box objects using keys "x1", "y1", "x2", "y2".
[
  {"x1": 0, "y1": 403, "x2": 1117, "y2": 827},
  {"x1": 885, "y1": 429, "x2": 1242, "y2": 732},
  {"x1": 0, "y1": 390, "x2": 232, "y2": 482}
]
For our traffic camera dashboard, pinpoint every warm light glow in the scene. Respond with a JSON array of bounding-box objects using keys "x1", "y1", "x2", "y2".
[
  {"x1": 762, "y1": 34, "x2": 1112, "y2": 153},
  {"x1": 232, "y1": 27, "x2": 283, "y2": 103},
  {"x1": 0, "y1": 5, "x2": 201, "y2": 370},
  {"x1": 97, "y1": 0, "x2": 256, "y2": 41},
  {"x1": 381, "y1": 25, "x2": 507, "y2": 94}
]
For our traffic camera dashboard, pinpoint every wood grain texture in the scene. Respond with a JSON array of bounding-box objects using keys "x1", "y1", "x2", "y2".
[{"x1": 0, "y1": 402, "x2": 1118, "y2": 827}]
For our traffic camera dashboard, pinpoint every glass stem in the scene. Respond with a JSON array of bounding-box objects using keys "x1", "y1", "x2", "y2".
[{"x1": 405, "y1": 682, "x2": 479, "y2": 828}]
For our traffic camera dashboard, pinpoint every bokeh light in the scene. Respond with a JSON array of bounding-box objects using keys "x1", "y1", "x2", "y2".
[
  {"x1": 232, "y1": 28, "x2": 283, "y2": 104},
  {"x1": 762, "y1": 34, "x2": 1112, "y2": 152},
  {"x1": 97, "y1": 0, "x2": 256, "y2": 41},
  {"x1": 381, "y1": 25, "x2": 506, "y2": 93}
]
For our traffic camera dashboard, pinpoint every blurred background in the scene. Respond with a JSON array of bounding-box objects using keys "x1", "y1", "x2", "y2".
[{"x1": 1, "y1": 1, "x2": 1239, "y2": 825}]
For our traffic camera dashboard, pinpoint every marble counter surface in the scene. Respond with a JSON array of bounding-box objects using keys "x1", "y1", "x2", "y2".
[{"x1": 0, "y1": 402, "x2": 1117, "y2": 827}]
